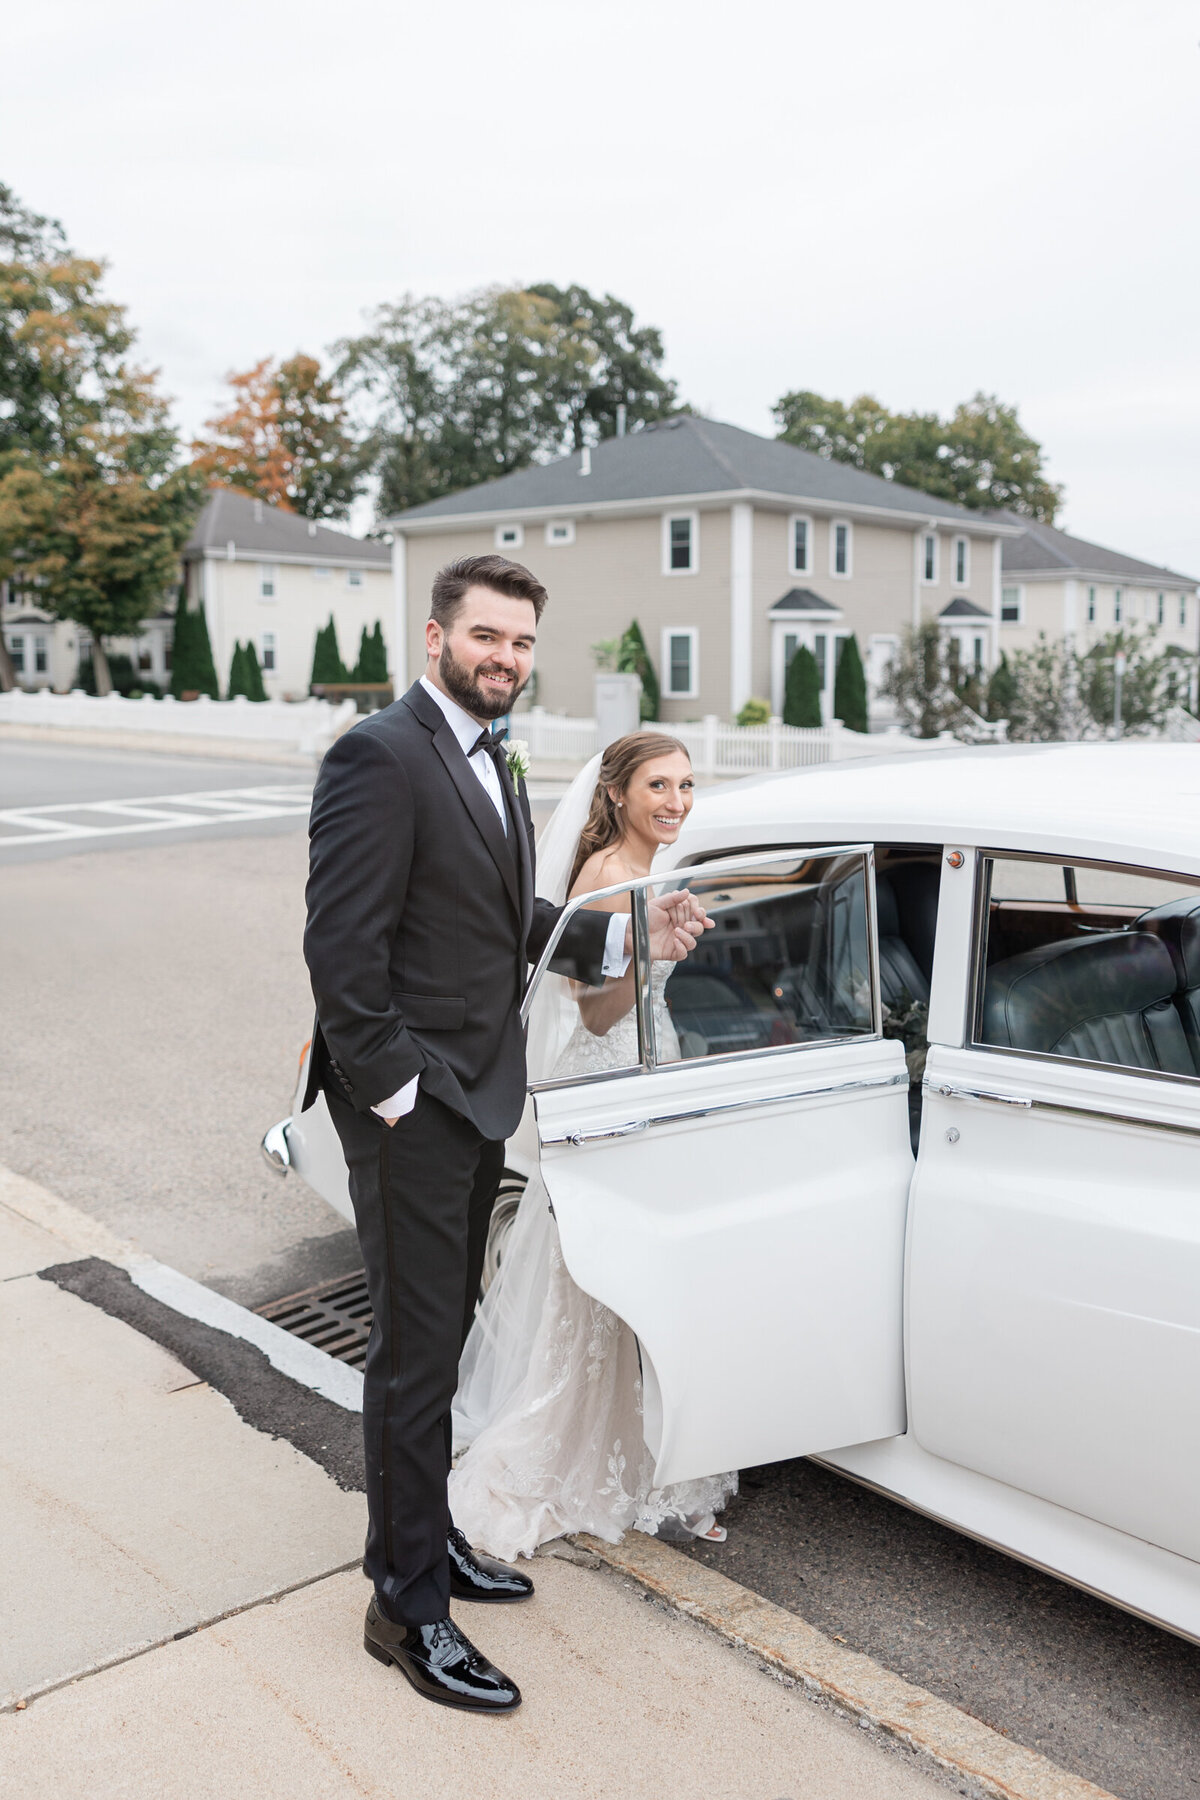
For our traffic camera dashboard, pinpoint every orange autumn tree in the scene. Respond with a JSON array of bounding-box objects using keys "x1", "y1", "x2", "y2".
[{"x1": 192, "y1": 354, "x2": 366, "y2": 520}]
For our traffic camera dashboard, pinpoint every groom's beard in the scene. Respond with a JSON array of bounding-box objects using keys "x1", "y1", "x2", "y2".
[{"x1": 437, "y1": 640, "x2": 528, "y2": 721}]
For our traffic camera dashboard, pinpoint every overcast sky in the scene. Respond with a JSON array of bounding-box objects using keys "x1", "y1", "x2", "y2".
[{"x1": 4, "y1": 0, "x2": 1198, "y2": 574}]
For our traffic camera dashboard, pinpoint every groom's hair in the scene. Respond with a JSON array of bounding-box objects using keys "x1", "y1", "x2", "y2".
[{"x1": 430, "y1": 555, "x2": 548, "y2": 627}]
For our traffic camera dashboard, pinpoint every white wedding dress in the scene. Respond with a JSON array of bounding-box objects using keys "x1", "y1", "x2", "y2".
[{"x1": 448, "y1": 756, "x2": 736, "y2": 1561}]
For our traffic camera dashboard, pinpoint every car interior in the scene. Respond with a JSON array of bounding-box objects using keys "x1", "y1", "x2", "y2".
[{"x1": 979, "y1": 864, "x2": 1200, "y2": 1080}]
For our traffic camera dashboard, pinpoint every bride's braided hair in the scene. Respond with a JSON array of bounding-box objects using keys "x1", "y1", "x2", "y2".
[{"x1": 568, "y1": 731, "x2": 690, "y2": 894}]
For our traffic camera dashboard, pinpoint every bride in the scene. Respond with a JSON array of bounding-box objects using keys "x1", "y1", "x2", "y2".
[{"x1": 449, "y1": 731, "x2": 736, "y2": 1560}]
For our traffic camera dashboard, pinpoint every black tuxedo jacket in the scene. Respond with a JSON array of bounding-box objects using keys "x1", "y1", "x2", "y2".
[{"x1": 302, "y1": 680, "x2": 610, "y2": 1141}]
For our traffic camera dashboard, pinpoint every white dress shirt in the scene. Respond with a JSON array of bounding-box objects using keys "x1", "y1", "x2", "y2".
[{"x1": 372, "y1": 676, "x2": 628, "y2": 1120}]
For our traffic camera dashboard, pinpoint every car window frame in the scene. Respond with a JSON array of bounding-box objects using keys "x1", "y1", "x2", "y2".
[
  {"x1": 523, "y1": 844, "x2": 885, "y2": 1093},
  {"x1": 967, "y1": 846, "x2": 1200, "y2": 1089}
]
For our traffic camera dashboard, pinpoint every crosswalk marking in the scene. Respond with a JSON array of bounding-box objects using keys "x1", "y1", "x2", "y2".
[{"x1": 0, "y1": 784, "x2": 313, "y2": 847}]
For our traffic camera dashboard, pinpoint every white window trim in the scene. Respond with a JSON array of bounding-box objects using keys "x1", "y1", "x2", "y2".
[
  {"x1": 260, "y1": 630, "x2": 277, "y2": 673},
  {"x1": 543, "y1": 519, "x2": 575, "y2": 546},
  {"x1": 788, "y1": 513, "x2": 813, "y2": 576},
  {"x1": 494, "y1": 522, "x2": 525, "y2": 550},
  {"x1": 1087, "y1": 586, "x2": 1097, "y2": 623},
  {"x1": 259, "y1": 564, "x2": 277, "y2": 602},
  {"x1": 346, "y1": 568, "x2": 364, "y2": 588},
  {"x1": 1000, "y1": 584, "x2": 1024, "y2": 625},
  {"x1": 920, "y1": 531, "x2": 940, "y2": 586},
  {"x1": 1113, "y1": 587, "x2": 1123, "y2": 624},
  {"x1": 661, "y1": 511, "x2": 699, "y2": 576},
  {"x1": 953, "y1": 536, "x2": 970, "y2": 587},
  {"x1": 661, "y1": 626, "x2": 699, "y2": 698},
  {"x1": 829, "y1": 519, "x2": 853, "y2": 580}
]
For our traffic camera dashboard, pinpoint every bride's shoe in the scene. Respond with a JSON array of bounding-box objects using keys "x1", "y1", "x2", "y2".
[{"x1": 687, "y1": 1513, "x2": 727, "y2": 1543}]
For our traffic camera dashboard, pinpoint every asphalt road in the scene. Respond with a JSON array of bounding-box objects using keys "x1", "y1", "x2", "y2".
[{"x1": 5, "y1": 739, "x2": 1199, "y2": 1798}]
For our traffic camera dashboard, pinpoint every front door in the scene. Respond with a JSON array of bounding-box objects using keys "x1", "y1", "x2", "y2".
[{"x1": 524, "y1": 847, "x2": 913, "y2": 1488}]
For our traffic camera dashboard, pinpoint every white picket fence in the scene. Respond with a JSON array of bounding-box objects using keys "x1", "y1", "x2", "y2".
[
  {"x1": 1163, "y1": 705, "x2": 1200, "y2": 742},
  {"x1": 516, "y1": 707, "x2": 834, "y2": 774},
  {"x1": 0, "y1": 687, "x2": 358, "y2": 754}
]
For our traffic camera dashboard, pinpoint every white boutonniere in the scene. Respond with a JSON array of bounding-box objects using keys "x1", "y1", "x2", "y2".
[{"x1": 505, "y1": 738, "x2": 530, "y2": 784}]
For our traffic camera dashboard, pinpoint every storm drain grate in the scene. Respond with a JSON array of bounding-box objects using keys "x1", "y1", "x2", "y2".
[{"x1": 257, "y1": 1271, "x2": 372, "y2": 1368}]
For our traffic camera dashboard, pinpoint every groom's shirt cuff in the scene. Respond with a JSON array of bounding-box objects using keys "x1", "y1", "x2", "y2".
[
  {"x1": 601, "y1": 912, "x2": 631, "y2": 980},
  {"x1": 372, "y1": 1073, "x2": 419, "y2": 1121}
]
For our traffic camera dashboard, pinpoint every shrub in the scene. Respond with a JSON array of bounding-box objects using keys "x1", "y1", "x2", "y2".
[
  {"x1": 736, "y1": 697, "x2": 771, "y2": 727},
  {"x1": 242, "y1": 638, "x2": 267, "y2": 701},
  {"x1": 352, "y1": 620, "x2": 389, "y2": 683},
  {"x1": 617, "y1": 619, "x2": 659, "y2": 721},
  {"x1": 782, "y1": 644, "x2": 823, "y2": 728},
  {"x1": 986, "y1": 651, "x2": 1017, "y2": 722},
  {"x1": 833, "y1": 634, "x2": 868, "y2": 732},
  {"x1": 227, "y1": 641, "x2": 249, "y2": 699},
  {"x1": 311, "y1": 615, "x2": 349, "y2": 687},
  {"x1": 170, "y1": 599, "x2": 219, "y2": 699}
]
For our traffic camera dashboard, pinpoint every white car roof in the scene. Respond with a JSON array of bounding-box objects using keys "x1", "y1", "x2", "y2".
[{"x1": 680, "y1": 742, "x2": 1200, "y2": 878}]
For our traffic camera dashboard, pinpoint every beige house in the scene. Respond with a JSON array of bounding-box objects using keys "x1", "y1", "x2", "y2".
[
  {"x1": 994, "y1": 512, "x2": 1198, "y2": 680},
  {"x1": 181, "y1": 491, "x2": 392, "y2": 698},
  {"x1": 388, "y1": 417, "x2": 1020, "y2": 723}
]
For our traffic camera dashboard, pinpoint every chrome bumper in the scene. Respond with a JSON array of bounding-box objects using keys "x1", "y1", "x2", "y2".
[{"x1": 261, "y1": 1118, "x2": 292, "y2": 1174}]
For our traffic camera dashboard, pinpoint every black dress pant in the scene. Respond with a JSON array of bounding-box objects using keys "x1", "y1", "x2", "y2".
[{"x1": 326, "y1": 1084, "x2": 504, "y2": 1625}]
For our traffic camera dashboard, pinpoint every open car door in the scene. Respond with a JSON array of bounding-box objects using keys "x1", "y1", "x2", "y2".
[{"x1": 524, "y1": 847, "x2": 913, "y2": 1489}]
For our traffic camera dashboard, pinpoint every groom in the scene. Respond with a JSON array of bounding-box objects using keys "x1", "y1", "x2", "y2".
[{"x1": 303, "y1": 553, "x2": 707, "y2": 1712}]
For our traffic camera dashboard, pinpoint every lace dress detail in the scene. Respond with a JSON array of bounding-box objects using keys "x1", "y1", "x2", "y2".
[{"x1": 449, "y1": 964, "x2": 737, "y2": 1561}]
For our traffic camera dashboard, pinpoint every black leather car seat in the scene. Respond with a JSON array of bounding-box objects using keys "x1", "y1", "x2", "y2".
[
  {"x1": 982, "y1": 931, "x2": 1194, "y2": 1075},
  {"x1": 876, "y1": 870, "x2": 934, "y2": 1009},
  {"x1": 1137, "y1": 894, "x2": 1200, "y2": 1073},
  {"x1": 888, "y1": 862, "x2": 941, "y2": 985}
]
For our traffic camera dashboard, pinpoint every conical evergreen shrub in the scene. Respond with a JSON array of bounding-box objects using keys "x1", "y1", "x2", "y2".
[
  {"x1": 833, "y1": 633, "x2": 868, "y2": 732},
  {"x1": 782, "y1": 643, "x2": 823, "y2": 728},
  {"x1": 618, "y1": 619, "x2": 659, "y2": 721},
  {"x1": 986, "y1": 651, "x2": 1017, "y2": 722},
  {"x1": 243, "y1": 639, "x2": 267, "y2": 701},
  {"x1": 310, "y1": 615, "x2": 348, "y2": 688},
  {"x1": 363, "y1": 621, "x2": 389, "y2": 682},
  {"x1": 227, "y1": 641, "x2": 249, "y2": 699},
  {"x1": 170, "y1": 598, "x2": 219, "y2": 699}
]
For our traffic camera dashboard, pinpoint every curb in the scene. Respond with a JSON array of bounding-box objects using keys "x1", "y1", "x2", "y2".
[{"x1": 577, "y1": 1531, "x2": 1118, "y2": 1800}]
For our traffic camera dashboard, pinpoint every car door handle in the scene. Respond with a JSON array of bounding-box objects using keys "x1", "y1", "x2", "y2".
[
  {"x1": 554, "y1": 1119, "x2": 649, "y2": 1148},
  {"x1": 926, "y1": 1081, "x2": 1033, "y2": 1108},
  {"x1": 542, "y1": 1069, "x2": 907, "y2": 1147}
]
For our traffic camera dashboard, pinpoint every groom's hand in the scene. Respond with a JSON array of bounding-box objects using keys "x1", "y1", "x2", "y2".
[{"x1": 632, "y1": 889, "x2": 715, "y2": 964}]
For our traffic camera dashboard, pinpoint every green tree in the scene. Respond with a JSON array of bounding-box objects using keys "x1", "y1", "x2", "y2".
[
  {"x1": 773, "y1": 388, "x2": 1062, "y2": 522},
  {"x1": 0, "y1": 183, "x2": 203, "y2": 693},
  {"x1": 242, "y1": 637, "x2": 267, "y2": 702},
  {"x1": 311, "y1": 614, "x2": 348, "y2": 687},
  {"x1": 1077, "y1": 629, "x2": 1184, "y2": 737},
  {"x1": 833, "y1": 633, "x2": 868, "y2": 732},
  {"x1": 880, "y1": 621, "x2": 967, "y2": 739},
  {"x1": 782, "y1": 643, "x2": 823, "y2": 728},
  {"x1": 617, "y1": 619, "x2": 659, "y2": 721},
  {"x1": 170, "y1": 597, "x2": 218, "y2": 699},
  {"x1": 191, "y1": 353, "x2": 366, "y2": 520},
  {"x1": 337, "y1": 284, "x2": 679, "y2": 516},
  {"x1": 227, "y1": 640, "x2": 249, "y2": 699},
  {"x1": 986, "y1": 650, "x2": 1018, "y2": 722},
  {"x1": 352, "y1": 620, "x2": 388, "y2": 683},
  {"x1": 736, "y1": 697, "x2": 771, "y2": 726}
]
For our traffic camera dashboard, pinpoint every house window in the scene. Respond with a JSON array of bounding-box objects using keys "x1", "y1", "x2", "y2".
[
  {"x1": 259, "y1": 565, "x2": 276, "y2": 600},
  {"x1": 313, "y1": 566, "x2": 332, "y2": 582},
  {"x1": 138, "y1": 644, "x2": 152, "y2": 672},
  {"x1": 954, "y1": 536, "x2": 969, "y2": 585},
  {"x1": 494, "y1": 523, "x2": 524, "y2": 550},
  {"x1": 1157, "y1": 592, "x2": 1165, "y2": 625},
  {"x1": 261, "y1": 632, "x2": 276, "y2": 673},
  {"x1": 662, "y1": 512, "x2": 697, "y2": 574},
  {"x1": 922, "y1": 533, "x2": 939, "y2": 584},
  {"x1": 973, "y1": 635, "x2": 985, "y2": 671},
  {"x1": 1000, "y1": 585, "x2": 1023, "y2": 624},
  {"x1": 347, "y1": 568, "x2": 364, "y2": 589},
  {"x1": 10, "y1": 636, "x2": 24, "y2": 672},
  {"x1": 1114, "y1": 588, "x2": 1122, "y2": 624},
  {"x1": 813, "y1": 633, "x2": 827, "y2": 689},
  {"x1": 662, "y1": 627, "x2": 698, "y2": 697},
  {"x1": 34, "y1": 635, "x2": 48, "y2": 673},
  {"x1": 1087, "y1": 586, "x2": 1097, "y2": 623},
  {"x1": 544, "y1": 519, "x2": 575, "y2": 546},
  {"x1": 788, "y1": 514, "x2": 812, "y2": 575},
  {"x1": 830, "y1": 520, "x2": 852, "y2": 578}
]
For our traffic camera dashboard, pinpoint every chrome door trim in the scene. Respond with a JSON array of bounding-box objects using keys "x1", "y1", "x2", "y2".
[
  {"x1": 925, "y1": 1078, "x2": 1200, "y2": 1142},
  {"x1": 540, "y1": 1068, "x2": 907, "y2": 1146}
]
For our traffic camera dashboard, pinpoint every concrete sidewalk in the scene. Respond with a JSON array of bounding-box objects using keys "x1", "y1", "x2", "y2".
[{"x1": 0, "y1": 1175, "x2": 949, "y2": 1800}]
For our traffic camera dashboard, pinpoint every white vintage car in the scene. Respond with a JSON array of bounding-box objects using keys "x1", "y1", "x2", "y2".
[{"x1": 265, "y1": 741, "x2": 1200, "y2": 1644}]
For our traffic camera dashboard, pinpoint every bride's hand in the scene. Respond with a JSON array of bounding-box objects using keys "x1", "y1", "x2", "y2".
[{"x1": 636, "y1": 890, "x2": 714, "y2": 963}]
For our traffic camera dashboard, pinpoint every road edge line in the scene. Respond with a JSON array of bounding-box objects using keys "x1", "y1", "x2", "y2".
[{"x1": 576, "y1": 1531, "x2": 1118, "y2": 1800}]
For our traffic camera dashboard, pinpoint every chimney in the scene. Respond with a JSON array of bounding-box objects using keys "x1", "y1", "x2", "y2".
[
  {"x1": 579, "y1": 446, "x2": 591, "y2": 476},
  {"x1": 308, "y1": 521, "x2": 317, "y2": 536},
  {"x1": 253, "y1": 498, "x2": 263, "y2": 523},
  {"x1": 616, "y1": 403, "x2": 627, "y2": 437}
]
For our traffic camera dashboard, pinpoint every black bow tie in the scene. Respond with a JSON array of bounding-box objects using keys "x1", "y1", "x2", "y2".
[{"x1": 471, "y1": 727, "x2": 508, "y2": 763}]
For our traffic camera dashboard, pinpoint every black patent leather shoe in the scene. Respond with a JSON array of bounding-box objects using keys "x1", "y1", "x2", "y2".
[
  {"x1": 363, "y1": 1598, "x2": 521, "y2": 1712},
  {"x1": 448, "y1": 1524, "x2": 535, "y2": 1603}
]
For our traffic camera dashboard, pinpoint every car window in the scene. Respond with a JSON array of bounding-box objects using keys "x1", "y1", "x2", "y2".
[
  {"x1": 652, "y1": 851, "x2": 877, "y2": 1064},
  {"x1": 973, "y1": 853, "x2": 1200, "y2": 1081}
]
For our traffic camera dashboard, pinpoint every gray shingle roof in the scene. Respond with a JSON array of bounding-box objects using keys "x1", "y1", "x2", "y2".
[
  {"x1": 392, "y1": 417, "x2": 1001, "y2": 528},
  {"x1": 769, "y1": 588, "x2": 842, "y2": 615},
  {"x1": 184, "y1": 489, "x2": 390, "y2": 564},
  {"x1": 940, "y1": 597, "x2": 991, "y2": 618},
  {"x1": 993, "y1": 511, "x2": 1196, "y2": 585}
]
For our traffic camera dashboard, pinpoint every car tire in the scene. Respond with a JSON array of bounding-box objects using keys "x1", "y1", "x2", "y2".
[{"x1": 481, "y1": 1178, "x2": 526, "y2": 1295}]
